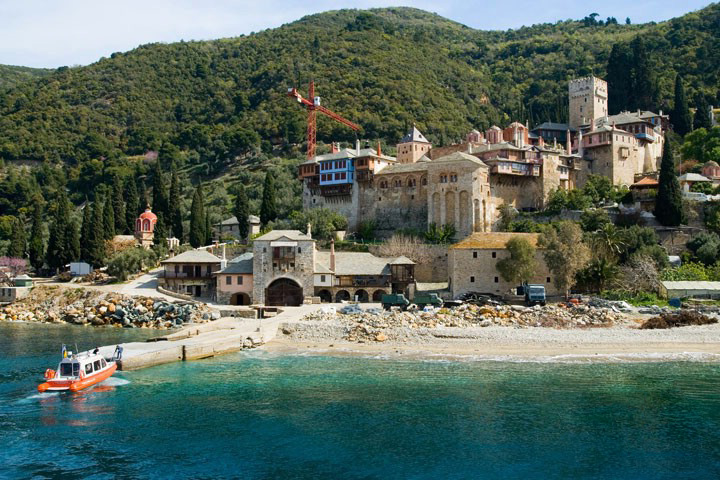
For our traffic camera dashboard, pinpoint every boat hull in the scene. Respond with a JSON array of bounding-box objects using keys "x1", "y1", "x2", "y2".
[{"x1": 38, "y1": 363, "x2": 117, "y2": 392}]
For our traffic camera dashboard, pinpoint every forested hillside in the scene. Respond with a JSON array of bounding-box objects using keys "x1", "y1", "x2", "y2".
[
  {"x1": 0, "y1": 64, "x2": 51, "y2": 90},
  {"x1": 1, "y1": 5, "x2": 719, "y2": 166}
]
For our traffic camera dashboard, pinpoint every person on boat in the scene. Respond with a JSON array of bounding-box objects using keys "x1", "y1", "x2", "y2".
[
  {"x1": 114, "y1": 345, "x2": 123, "y2": 360},
  {"x1": 93, "y1": 347, "x2": 99, "y2": 355}
]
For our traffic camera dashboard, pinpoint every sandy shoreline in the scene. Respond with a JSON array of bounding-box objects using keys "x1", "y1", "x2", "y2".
[{"x1": 263, "y1": 324, "x2": 720, "y2": 363}]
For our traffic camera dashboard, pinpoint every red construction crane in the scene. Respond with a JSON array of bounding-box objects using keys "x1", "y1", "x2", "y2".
[{"x1": 287, "y1": 80, "x2": 361, "y2": 160}]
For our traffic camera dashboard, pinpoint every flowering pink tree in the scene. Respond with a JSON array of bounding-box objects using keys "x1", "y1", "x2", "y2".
[{"x1": 0, "y1": 257, "x2": 28, "y2": 285}]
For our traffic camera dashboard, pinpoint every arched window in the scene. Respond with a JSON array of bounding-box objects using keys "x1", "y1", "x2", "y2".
[
  {"x1": 408, "y1": 177, "x2": 416, "y2": 187},
  {"x1": 143, "y1": 219, "x2": 151, "y2": 231},
  {"x1": 421, "y1": 177, "x2": 427, "y2": 186},
  {"x1": 136, "y1": 219, "x2": 141, "y2": 232},
  {"x1": 379, "y1": 180, "x2": 388, "y2": 189},
  {"x1": 393, "y1": 178, "x2": 402, "y2": 188}
]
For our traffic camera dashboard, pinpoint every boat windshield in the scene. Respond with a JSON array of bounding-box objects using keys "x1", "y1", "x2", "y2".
[{"x1": 59, "y1": 362, "x2": 80, "y2": 377}]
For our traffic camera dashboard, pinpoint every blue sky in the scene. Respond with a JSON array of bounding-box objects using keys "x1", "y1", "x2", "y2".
[{"x1": 0, "y1": 0, "x2": 712, "y2": 68}]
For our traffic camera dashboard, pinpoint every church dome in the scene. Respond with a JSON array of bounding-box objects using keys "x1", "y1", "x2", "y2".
[
  {"x1": 139, "y1": 208, "x2": 157, "y2": 221},
  {"x1": 705, "y1": 161, "x2": 719, "y2": 168}
]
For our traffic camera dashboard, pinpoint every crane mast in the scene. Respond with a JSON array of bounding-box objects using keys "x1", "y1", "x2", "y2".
[{"x1": 287, "y1": 81, "x2": 361, "y2": 160}]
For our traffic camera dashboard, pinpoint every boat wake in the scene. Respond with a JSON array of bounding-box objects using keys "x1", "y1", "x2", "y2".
[{"x1": 101, "y1": 377, "x2": 130, "y2": 387}]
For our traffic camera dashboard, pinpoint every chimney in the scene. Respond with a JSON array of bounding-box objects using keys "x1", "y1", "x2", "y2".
[
  {"x1": 578, "y1": 130, "x2": 584, "y2": 157},
  {"x1": 356, "y1": 139, "x2": 360, "y2": 155},
  {"x1": 307, "y1": 222, "x2": 312, "y2": 238},
  {"x1": 331, "y1": 142, "x2": 339, "y2": 154},
  {"x1": 566, "y1": 129, "x2": 571, "y2": 155},
  {"x1": 377, "y1": 140, "x2": 382, "y2": 156},
  {"x1": 330, "y1": 238, "x2": 336, "y2": 272}
]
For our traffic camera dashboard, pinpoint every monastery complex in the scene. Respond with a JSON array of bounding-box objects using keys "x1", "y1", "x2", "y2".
[{"x1": 299, "y1": 76, "x2": 669, "y2": 236}]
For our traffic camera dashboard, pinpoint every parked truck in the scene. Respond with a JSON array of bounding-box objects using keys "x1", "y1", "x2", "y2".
[
  {"x1": 381, "y1": 293, "x2": 444, "y2": 311},
  {"x1": 524, "y1": 284, "x2": 547, "y2": 306}
]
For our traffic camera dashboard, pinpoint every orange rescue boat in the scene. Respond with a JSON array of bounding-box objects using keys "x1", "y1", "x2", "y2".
[{"x1": 38, "y1": 348, "x2": 118, "y2": 393}]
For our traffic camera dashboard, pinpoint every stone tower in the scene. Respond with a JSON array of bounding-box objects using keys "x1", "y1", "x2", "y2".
[
  {"x1": 568, "y1": 76, "x2": 608, "y2": 129},
  {"x1": 396, "y1": 126, "x2": 432, "y2": 164}
]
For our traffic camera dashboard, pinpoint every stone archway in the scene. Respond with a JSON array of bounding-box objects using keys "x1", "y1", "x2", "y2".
[
  {"x1": 355, "y1": 289, "x2": 369, "y2": 302},
  {"x1": 266, "y1": 278, "x2": 303, "y2": 306},
  {"x1": 230, "y1": 292, "x2": 251, "y2": 306},
  {"x1": 372, "y1": 290, "x2": 385, "y2": 302},
  {"x1": 318, "y1": 289, "x2": 332, "y2": 303},
  {"x1": 335, "y1": 290, "x2": 350, "y2": 302}
]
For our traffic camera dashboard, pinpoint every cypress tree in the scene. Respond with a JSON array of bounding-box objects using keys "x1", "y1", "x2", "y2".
[
  {"x1": 693, "y1": 95, "x2": 712, "y2": 131},
  {"x1": 671, "y1": 74, "x2": 692, "y2": 136},
  {"x1": 630, "y1": 36, "x2": 657, "y2": 111},
  {"x1": 152, "y1": 161, "x2": 169, "y2": 221},
  {"x1": 189, "y1": 184, "x2": 206, "y2": 247},
  {"x1": 69, "y1": 217, "x2": 81, "y2": 262},
  {"x1": 124, "y1": 177, "x2": 139, "y2": 234},
  {"x1": 111, "y1": 174, "x2": 126, "y2": 234},
  {"x1": 103, "y1": 193, "x2": 115, "y2": 239},
  {"x1": 28, "y1": 200, "x2": 45, "y2": 271},
  {"x1": 205, "y1": 210, "x2": 212, "y2": 246},
  {"x1": 233, "y1": 184, "x2": 250, "y2": 241},
  {"x1": 169, "y1": 167, "x2": 183, "y2": 240},
  {"x1": 655, "y1": 141, "x2": 684, "y2": 227},
  {"x1": 47, "y1": 191, "x2": 71, "y2": 271},
  {"x1": 80, "y1": 200, "x2": 93, "y2": 263},
  {"x1": 138, "y1": 178, "x2": 149, "y2": 214},
  {"x1": 606, "y1": 42, "x2": 632, "y2": 114},
  {"x1": 8, "y1": 216, "x2": 26, "y2": 259},
  {"x1": 89, "y1": 199, "x2": 106, "y2": 267},
  {"x1": 259, "y1": 171, "x2": 277, "y2": 226}
]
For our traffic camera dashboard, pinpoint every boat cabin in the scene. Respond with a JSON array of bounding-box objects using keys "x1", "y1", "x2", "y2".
[{"x1": 57, "y1": 354, "x2": 109, "y2": 379}]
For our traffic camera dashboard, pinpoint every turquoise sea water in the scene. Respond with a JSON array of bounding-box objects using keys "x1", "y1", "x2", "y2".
[{"x1": 1, "y1": 323, "x2": 720, "y2": 479}]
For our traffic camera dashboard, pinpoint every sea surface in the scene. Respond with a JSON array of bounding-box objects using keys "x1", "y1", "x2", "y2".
[{"x1": 1, "y1": 323, "x2": 720, "y2": 479}]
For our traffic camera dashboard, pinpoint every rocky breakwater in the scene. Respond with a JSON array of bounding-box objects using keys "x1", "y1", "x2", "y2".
[
  {"x1": 0, "y1": 286, "x2": 218, "y2": 328},
  {"x1": 283, "y1": 303, "x2": 631, "y2": 344}
]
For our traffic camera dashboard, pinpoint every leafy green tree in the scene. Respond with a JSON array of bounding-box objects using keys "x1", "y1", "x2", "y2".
[
  {"x1": 671, "y1": 74, "x2": 692, "y2": 136},
  {"x1": 259, "y1": 171, "x2": 278, "y2": 226},
  {"x1": 107, "y1": 247, "x2": 158, "y2": 281},
  {"x1": 8, "y1": 216, "x2": 26, "y2": 258},
  {"x1": 124, "y1": 177, "x2": 139, "y2": 234},
  {"x1": 590, "y1": 223, "x2": 627, "y2": 261},
  {"x1": 540, "y1": 221, "x2": 591, "y2": 297},
  {"x1": 233, "y1": 184, "x2": 250, "y2": 241},
  {"x1": 693, "y1": 95, "x2": 712, "y2": 131},
  {"x1": 169, "y1": 167, "x2": 183, "y2": 240},
  {"x1": 424, "y1": 223, "x2": 456, "y2": 244},
  {"x1": 687, "y1": 232, "x2": 720, "y2": 265},
  {"x1": 580, "y1": 209, "x2": 611, "y2": 232},
  {"x1": 655, "y1": 141, "x2": 684, "y2": 226},
  {"x1": 496, "y1": 237, "x2": 537, "y2": 284},
  {"x1": 28, "y1": 200, "x2": 45, "y2": 271},
  {"x1": 189, "y1": 184, "x2": 206, "y2": 247}
]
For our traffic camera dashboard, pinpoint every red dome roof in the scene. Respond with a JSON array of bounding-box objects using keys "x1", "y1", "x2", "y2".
[{"x1": 139, "y1": 208, "x2": 157, "y2": 221}]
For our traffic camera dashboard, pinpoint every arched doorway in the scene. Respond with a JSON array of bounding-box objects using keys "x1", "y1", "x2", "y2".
[
  {"x1": 335, "y1": 290, "x2": 350, "y2": 302},
  {"x1": 355, "y1": 289, "x2": 369, "y2": 302},
  {"x1": 318, "y1": 289, "x2": 332, "y2": 303},
  {"x1": 372, "y1": 290, "x2": 385, "y2": 302},
  {"x1": 266, "y1": 278, "x2": 303, "y2": 306},
  {"x1": 230, "y1": 293, "x2": 251, "y2": 306}
]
